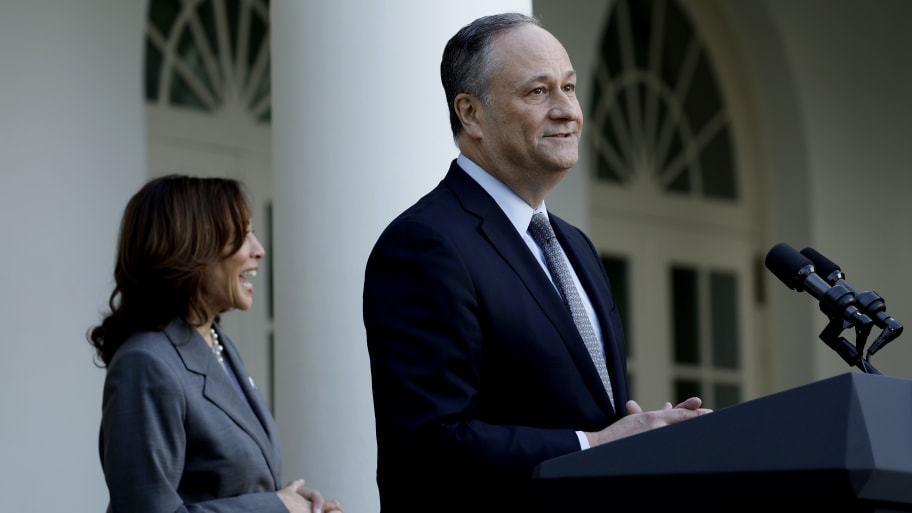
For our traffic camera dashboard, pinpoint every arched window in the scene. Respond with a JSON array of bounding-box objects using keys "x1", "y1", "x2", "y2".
[
  {"x1": 145, "y1": 0, "x2": 271, "y2": 123},
  {"x1": 589, "y1": 0, "x2": 757, "y2": 410},
  {"x1": 591, "y1": 0, "x2": 736, "y2": 199}
]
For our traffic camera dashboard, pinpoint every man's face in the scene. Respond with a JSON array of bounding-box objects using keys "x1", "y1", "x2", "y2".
[{"x1": 478, "y1": 24, "x2": 584, "y2": 179}]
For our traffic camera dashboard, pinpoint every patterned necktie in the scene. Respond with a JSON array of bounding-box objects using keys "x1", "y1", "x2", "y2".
[{"x1": 528, "y1": 212, "x2": 614, "y2": 405}]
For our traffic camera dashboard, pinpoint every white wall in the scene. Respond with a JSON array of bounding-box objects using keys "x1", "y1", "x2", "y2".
[
  {"x1": 766, "y1": 0, "x2": 912, "y2": 380},
  {"x1": 714, "y1": 0, "x2": 816, "y2": 391},
  {"x1": 0, "y1": 1, "x2": 147, "y2": 512},
  {"x1": 715, "y1": 0, "x2": 912, "y2": 385}
]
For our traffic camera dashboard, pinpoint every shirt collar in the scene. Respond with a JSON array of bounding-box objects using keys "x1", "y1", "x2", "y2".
[{"x1": 456, "y1": 153, "x2": 547, "y2": 235}]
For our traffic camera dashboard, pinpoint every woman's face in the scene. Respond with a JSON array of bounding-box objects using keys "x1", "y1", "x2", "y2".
[{"x1": 203, "y1": 224, "x2": 265, "y2": 315}]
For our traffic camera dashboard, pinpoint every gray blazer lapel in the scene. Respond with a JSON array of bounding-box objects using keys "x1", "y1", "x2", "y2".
[
  {"x1": 216, "y1": 326, "x2": 283, "y2": 479},
  {"x1": 165, "y1": 318, "x2": 281, "y2": 484}
]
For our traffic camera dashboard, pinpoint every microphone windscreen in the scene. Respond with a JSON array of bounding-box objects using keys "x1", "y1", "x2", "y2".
[
  {"x1": 800, "y1": 247, "x2": 840, "y2": 279},
  {"x1": 765, "y1": 242, "x2": 812, "y2": 291}
]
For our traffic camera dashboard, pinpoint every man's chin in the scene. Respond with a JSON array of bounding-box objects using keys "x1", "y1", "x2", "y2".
[{"x1": 547, "y1": 155, "x2": 579, "y2": 172}]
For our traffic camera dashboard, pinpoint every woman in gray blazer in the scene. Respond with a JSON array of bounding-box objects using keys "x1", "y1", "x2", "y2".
[{"x1": 88, "y1": 175, "x2": 343, "y2": 513}]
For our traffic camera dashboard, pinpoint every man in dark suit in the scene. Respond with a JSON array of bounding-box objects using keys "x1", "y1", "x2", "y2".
[{"x1": 362, "y1": 12, "x2": 711, "y2": 512}]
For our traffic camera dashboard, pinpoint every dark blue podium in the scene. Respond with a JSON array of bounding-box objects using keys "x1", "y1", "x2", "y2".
[{"x1": 532, "y1": 372, "x2": 912, "y2": 511}]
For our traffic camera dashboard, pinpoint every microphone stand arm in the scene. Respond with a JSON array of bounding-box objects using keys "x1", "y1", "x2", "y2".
[
  {"x1": 857, "y1": 290, "x2": 904, "y2": 357},
  {"x1": 819, "y1": 317, "x2": 879, "y2": 374}
]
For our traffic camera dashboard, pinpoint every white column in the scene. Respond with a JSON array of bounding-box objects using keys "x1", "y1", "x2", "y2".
[
  {"x1": 271, "y1": 1, "x2": 530, "y2": 511},
  {"x1": 0, "y1": 1, "x2": 147, "y2": 512}
]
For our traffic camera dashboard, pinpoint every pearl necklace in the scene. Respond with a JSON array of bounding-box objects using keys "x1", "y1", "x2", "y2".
[{"x1": 210, "y1": 328, "x2": 224, "y2": 363}]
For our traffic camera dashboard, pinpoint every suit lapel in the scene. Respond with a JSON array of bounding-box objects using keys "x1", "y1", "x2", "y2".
[
  {"x1": 217, "y1": 329, "x2": 277, "y2": 441},
  {"x1": 551, "y1": 216, "x2": 626, "y2": 409},
  {"x1": 165, "y1": 318, "x2": 281, "y2": 484},
  {"x1": 444, "y1": 164, "x2": 616, "y2": 413}
]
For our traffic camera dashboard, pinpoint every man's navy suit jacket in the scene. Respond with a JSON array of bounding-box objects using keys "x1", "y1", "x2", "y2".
[{"x1": 364, "y1": 160, "x2": 629, "y2": 512}]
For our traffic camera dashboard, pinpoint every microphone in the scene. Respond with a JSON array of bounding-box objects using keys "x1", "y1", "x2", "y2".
[
  {"x1": 764, "y1": 242, "x2": 873, "y2": 330},
  {"x1": 800, "y1": 247, "x2": 903, "y2": 356}
]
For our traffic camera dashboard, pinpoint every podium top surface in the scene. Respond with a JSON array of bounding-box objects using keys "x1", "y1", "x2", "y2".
[{"x1": 533, "y1": 372, "x2": 912, "y2": 506}]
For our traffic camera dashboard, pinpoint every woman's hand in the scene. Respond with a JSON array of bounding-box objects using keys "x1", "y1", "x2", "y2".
[{"x1": 277, "y1": 479, "x2": 344, "y2": 513}]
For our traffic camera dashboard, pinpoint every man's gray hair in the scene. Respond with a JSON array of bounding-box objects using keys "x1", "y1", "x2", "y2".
[{"x1": 440, "y1": 12, "x2": 543, "y2": 142}]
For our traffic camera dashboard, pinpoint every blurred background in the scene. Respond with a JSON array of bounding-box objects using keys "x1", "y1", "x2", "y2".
[{"x1": 2, "y1": 0, "x2": 911, "y2": 511}]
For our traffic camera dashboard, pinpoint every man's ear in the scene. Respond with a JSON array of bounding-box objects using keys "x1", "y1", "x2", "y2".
[{"x1": 454, "y1": 93, "x2": 484, "y2": 139}]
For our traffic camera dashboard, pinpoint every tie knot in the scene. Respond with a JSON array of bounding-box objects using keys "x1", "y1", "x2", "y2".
[{"x1": 529, "y1": 212, "x2": 555, "y2": 247}]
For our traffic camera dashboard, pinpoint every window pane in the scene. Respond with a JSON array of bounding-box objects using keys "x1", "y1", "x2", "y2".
[
  {"x1": 672, "y1": 266, "x2": 699, "y2": 363},
  {"x1": 661, "y1": 0, "x2": 689, "y2": 85},
  {"x1": 145, "y1": 0, "x2": 271, "y2": 123},
  {"x1": 197, "y1": 0, "x2": 220, "y2": 61},
  {"x1": 701, "y1": 127, "x2": 737, "y2": 199},
  {"x1": 591, "y1": 0, "x2": 735, "y2": 199},
  {"x1": 169, "y1": 71, "x2": 206, "y2": 110},
  {"x1": 675, "y1": 379, "x2": 701, "y2": 403},
  {"x1": 713, "y1": 382, "x2": 740, "y2": 409},
  {"x1": 145, "y1": 40, "x2": 162, "y2": 101},
  {"x1": 628, "y1": 0, "x2": 653, "y2": 71},
  {"x1": 710, "y1": 271, "x2": 739, "y2": 369},
  {"x1": 177, "y1": 29, "x2": 216, "y2": 103},
  {"x1": 148, "y1": 0, "x2": 180, "y2": 35},
  {"x1": 683, "y1": 51, "x2": 721, "y2": 135},
  {"x1": 601, "y1": 255, "x2": 630, "y2": 356},
  {"x1": 250, "y1": 61, "x2": 271, "y2": 112},
  {"x1": 225, "y1": 0, "x2": 241, "y2": 62}
]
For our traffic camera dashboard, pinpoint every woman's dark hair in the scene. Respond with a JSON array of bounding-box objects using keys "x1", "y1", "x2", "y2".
[
  {"x1": 440, "y1": 12, "x2": 541, "y2": 141},
  {"x1": 88, "y1": 174, "x2": 252, "y2": 367}
]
